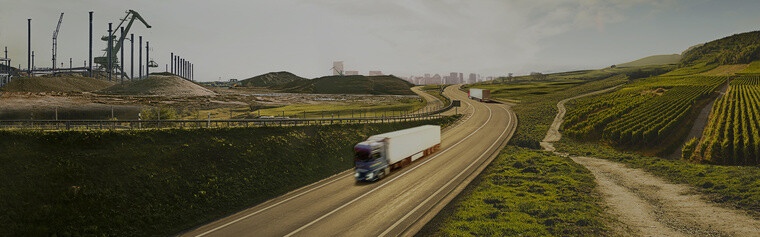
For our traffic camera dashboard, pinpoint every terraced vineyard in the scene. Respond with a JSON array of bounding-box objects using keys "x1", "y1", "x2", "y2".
[
  {"x1": 690, "y1": 76, "x2": 760, "y2": 165},
  {"x1": 563, "y1": 76, "x2": 725, "y2": 147}
]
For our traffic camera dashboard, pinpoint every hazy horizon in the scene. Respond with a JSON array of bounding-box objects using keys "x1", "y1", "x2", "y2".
[{"x1": 1, "y1": 0, "x2": 759, "y2": 81}]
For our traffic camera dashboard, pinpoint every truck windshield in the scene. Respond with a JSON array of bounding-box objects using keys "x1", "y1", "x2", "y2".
[{"x1": 355, "y1": 150, "x2": 371, "y2": 161}]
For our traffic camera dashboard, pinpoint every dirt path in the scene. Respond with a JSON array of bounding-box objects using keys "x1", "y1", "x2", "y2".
[
  {"x1": 668, "y1": 82, "x2": 730, "y2": 159},
  {"x1": 543, "y1": 86, "x2": 760, "y2": 236}
]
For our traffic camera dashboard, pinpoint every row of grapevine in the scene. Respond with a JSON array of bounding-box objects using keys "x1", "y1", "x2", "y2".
[
  {"x1": 691, "y1": 76, "x2": 760, "y2": 165},
  {"x1": 563, "y1": 76, "x2": 726, "y2": 147}
]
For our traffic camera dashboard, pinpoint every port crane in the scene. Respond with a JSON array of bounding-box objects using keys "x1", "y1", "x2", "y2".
[
  {"x1": 94, "y1": 10, "x2": 151, "y2": 76},
  {"x1": 51, "y1": 12, "x2": 63, "y2": 73}
]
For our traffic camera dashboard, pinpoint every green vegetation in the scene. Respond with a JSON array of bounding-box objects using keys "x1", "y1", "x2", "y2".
[
  {"x1": 480, "y1": 65, "x2": 673, "y2": 85},
  {"x1": 555, "y1": 139, "x2": 760, "y2": 218},
  {"x1": 691, "y1": 76, "x2": 760, "y2": 165},
  {"x1": 739, "y1": 61, "x2": 760, "y2": 74},
  {"x1": 501, "y1": 75, "x2": 630, "y2": 149},
  {"x1": 681, "y1": 31, "x2": 760, "y2": 66},
  {"x1": 0, "y1": 116, "x2": 459, "y2": 236},
  {"x1": 563, "y1": 76, "x2": 725, "y2": 151},
  {"x1": 238, "y1": 71, "x2": 307, "y2": 87},
  {"x1": 276, "y1": 75, "x2": 415, "y2": 95},
  {"x1": 422, "y1": 146, "x2": 607, "y2": 236},
  {"x1": 618, "y1": 54, "x2": 681, "y2": 67},
  {"x1": 1, "y1": 75, "x2": 114, "y2": 92}
]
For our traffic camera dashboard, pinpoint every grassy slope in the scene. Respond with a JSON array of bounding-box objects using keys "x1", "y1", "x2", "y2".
[
  {"x1": 1, "y1": 76, "x2": 114, "y2": 92},
  {"x1": 739, "y1": 60, "x2": 760, "y2": 74},
  {"x1": 618, "y1": 54, "x2": 681, "y2": 67},
  {"x1": 0, "y1": 116, "x2": 458, "y2": 236},
  {"x1": 420, "y1": 146, "x2": 607, "y2": 236},
  {"x1": 555, "y1": 139, "x2": 760, "y2": 217}
]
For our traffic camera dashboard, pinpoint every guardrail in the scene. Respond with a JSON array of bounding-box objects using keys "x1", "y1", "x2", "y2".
[{"x1": 0, "y1": 87, "x2": 457, "y2": 131}]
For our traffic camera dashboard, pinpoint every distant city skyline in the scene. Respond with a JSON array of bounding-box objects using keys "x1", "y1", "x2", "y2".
[{"x1": 2, "y1": 1, "x2": 760, "y2": 81}]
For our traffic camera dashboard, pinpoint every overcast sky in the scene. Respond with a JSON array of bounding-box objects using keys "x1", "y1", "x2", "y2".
[{"x1": 1, "y1": 0, "x2": 759, "y2": 81}]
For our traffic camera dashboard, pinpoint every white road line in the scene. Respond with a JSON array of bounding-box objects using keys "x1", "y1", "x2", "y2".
[
  {"x1": 194, "y1": 172, "x2": 352, "y2": 237},
  {"x1": 194, "y1": 88, "x2": 472, "y2": 237},
  {"x1": 284, "y1": 101, "x2": 493, "y2": 237},
  {"x1": 379, "y1": 105, "x2": 513, "y2": 237}
]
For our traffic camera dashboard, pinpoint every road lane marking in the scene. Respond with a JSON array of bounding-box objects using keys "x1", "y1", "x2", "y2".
[
  {"x1": 379, "y1": 105, "x2": 513, "y2": 237},
  {"x1": 284, "y1": 101, "x2": 493, "y2": 237},
  {"x1": 194, "y1": 87, "x2": 474, "y2": 237}
]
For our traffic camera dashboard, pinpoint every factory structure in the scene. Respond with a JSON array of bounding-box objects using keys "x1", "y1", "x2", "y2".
[{"x1": 0, "y1": 9, "x2": 196, "y2": 88}]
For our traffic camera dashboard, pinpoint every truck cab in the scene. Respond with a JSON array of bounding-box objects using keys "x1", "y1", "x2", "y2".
[{"x1": 353, "y1": 140, "x2": 390, "y2": 182}]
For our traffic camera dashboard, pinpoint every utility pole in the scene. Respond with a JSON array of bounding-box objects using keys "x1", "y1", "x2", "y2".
[
  {"x1": 130, "y1": 33, "x2": 134, "y2": 80},
  {"x1": 31, "y1": 51, "x2": 35, "y2": 72},
  {"x1": 28, "y1": 19, "x2": 31, "y2": 73},
  {"x1": 107, "y1": 23, "x2": 112, "y2": 81},
  {"x1": 138, "y1": 36, "x2": 142, "y2": 79},
  {"x1": 146, "y1": 41, "x2": 150, "y2": 76},
  {"x1": 88, "y1": 12, "x2": 93, "y2": 78},
  {"x1": 69, "y1": 58, "x2": 72, "y2": 71},
  {"x1": 170, "y1": 52, "x2": 173, "y2": 74},
  {"x1": 120, "y1": 27, "x2": 124, "y2": 83}
]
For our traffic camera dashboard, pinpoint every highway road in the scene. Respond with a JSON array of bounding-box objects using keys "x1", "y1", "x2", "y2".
[{"x1": 181, "y1": 85, "x2": 517, "y2": 237}]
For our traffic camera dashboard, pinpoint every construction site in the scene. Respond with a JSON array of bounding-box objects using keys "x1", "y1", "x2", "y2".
[{"x1": 0, "y1": 9, "x2": 435, "y2": 126}]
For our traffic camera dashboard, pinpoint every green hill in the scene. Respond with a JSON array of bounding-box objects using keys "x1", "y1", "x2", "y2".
[
  {"x1": 680, "y1": 30, "x2": 760, "y2": 66},
  {"x1": 277, "y1": 75, "x2": 415, "y2": 95},
  {"x1": 618, "y1": 54, "x2": 681, "y2": 67},
  {"x1": 238, "y1": 71, "x2": 307, "y2": 87}
]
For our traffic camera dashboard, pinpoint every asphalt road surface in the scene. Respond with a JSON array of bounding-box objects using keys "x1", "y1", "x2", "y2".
[{"x1": 181, "y1": 85, "x2": 517, "y2": 237}]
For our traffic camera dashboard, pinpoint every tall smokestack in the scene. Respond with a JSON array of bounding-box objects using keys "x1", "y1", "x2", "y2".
[{"x1": 89, "y1": 12, "x2": 93, "y2": 77}]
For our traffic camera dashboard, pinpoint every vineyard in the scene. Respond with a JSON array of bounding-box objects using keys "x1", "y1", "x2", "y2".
[
  {"x1": 690, "y1": 76, "x2": 760, "y2": 165},
  {"x1": 563, "y1": 76, "x2": 726, "y2": 147}
]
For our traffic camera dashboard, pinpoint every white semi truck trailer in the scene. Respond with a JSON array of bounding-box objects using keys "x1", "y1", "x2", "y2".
[
  {"x1": 354, "y1": 125, "x2": 441, "y2": 182},
  {"x1": 468, "y1": 88, "x2": 490, "y2": 102}
]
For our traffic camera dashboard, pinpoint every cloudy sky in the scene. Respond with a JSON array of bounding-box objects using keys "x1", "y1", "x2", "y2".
[{"x1": 1, "y1": 0, "x2": 759, "y2": 81}]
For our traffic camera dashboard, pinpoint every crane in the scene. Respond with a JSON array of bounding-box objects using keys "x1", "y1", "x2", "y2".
[
  {"x1": 52, "y1": 12, "x2": 63, "y2": 73},
  {"x1": 331, "y1": 66, "x2": 344, "y2": 76},
  {"x1": 94, "y1": 10, "x2": 151, "y2": 76}
]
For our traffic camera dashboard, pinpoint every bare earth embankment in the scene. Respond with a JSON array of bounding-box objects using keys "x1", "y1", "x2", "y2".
[{"x1": 542, "y1": 87, "x2": 760, "y2": 236}]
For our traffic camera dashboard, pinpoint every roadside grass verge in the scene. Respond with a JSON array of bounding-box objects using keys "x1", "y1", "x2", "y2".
[
  {"x1": 0, "y1": 116, "x2": 459, "y2": 236},
  {"x1": 419, "y1": 146, "x2": 607, "y2": 236},
  {"x1": 555, "y1": 139, "x2": 760, "y2": 217}
]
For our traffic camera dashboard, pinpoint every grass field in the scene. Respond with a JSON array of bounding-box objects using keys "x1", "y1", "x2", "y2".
[
  {"x1": 420, "y1": 146, "x2": 608, "y2": 236},
  {"x1": 555, "y1": 139, "x2": 760, "y2": 218},
  {"x1": 739, "y1": 61, "x2": 760, "y2": 74},
  {"x1": 0, "y1": 116, "x2": 459, "y2": 236}
]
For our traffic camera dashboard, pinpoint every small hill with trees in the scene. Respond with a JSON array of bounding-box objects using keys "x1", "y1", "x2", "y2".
[
  {"x1": 238, "y1": 71, "x2": 307, "y2": 87},
  {"x1": 618, "y1": 54, "x2": 681, "y2": 67},
  {"x1": 276, "y1": 75, "x2": 415, "y2": 95},
  {"x1": 680, "y1": 30, "x2": 760, "y2": 66}
]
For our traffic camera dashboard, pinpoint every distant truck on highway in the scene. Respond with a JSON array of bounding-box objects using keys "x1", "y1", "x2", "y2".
[
  {"x1": 354, "y1": 125, "x2": 441, "y2": 182},
  {"x1": 468, "y1": 88, "x2": 490, "y2": 102}
]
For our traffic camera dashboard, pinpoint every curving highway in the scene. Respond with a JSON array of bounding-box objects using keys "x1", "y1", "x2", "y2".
[{"x1": 181, "y1": 85, "x2": 517, "y2": 237}]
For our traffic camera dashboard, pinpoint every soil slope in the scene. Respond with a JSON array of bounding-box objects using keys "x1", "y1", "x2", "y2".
[
  {"x1": 100, "y1": 75, "x2": 216, "y2": 97},
  {"x1": 1, "y1": 76, "x2": 114, "y2": 93}
]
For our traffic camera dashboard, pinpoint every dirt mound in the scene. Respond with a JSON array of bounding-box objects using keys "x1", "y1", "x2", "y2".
[
  {"x1": 1, "y1": 76, "x2": 115, "y2": 92},
  {"x1": 100, "y1": 75, "x2": 216, "y2": 97}
]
